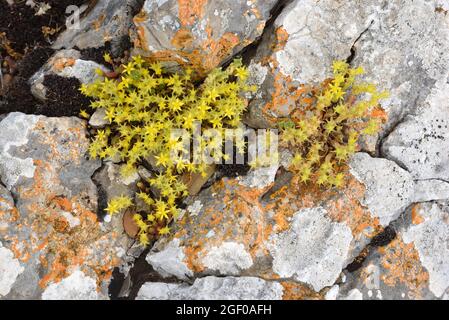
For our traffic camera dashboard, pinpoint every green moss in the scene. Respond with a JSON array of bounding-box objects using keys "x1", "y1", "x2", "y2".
[{"x1": 279, "y1": 60, "x2": 389, "y2": 188}]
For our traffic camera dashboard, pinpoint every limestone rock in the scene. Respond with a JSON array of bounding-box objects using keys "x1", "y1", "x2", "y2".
[
  {"x1": 53, "y1": 0, "x2": 140, "y2": 54},
  {"x1": 136, "y1": 276, "x2": 284, "y2": 300},
  {"x1": 29, "y1": 49, "x2": 109, "y2": 101},
  {"x1": 0, "y1": 242, "x2": 24, "y2": 298},
  {"x1": 337, "y1": 201, "x2": 449, "y2": 300},
  {"x1": 352, "y1": 0, "x2": 449, "y2": 134},
  {"x1": 0, "y1": 113, "x2": 128, "y2": 299},
  {"x1": 88, "y1": 108, "x2": 108, "y2": 128},
  {"x1": 412, "y1": 179, "x2": 449, "y2": 203},
  {"x1": 132, "y1": 0, "x2": 278, "y2": 73},
  {"x1": 382, "y1": 80, "x2": 449, "y2": 181},
  {"x1": 245, "y1": 0, "x2": 379, "y2": 127},
  {"x1": 268, "y1": 207, "x2": 353, "y2": 291},
  {"x1": 245, "y1": 0, "x2": 449, "y2": 134},
  {"x1": 41, "y1": 270, "x2": 101, "y2": 300},
  {"x1": 143, "y1": 164, "x2": 385, "y2": 293},
  {"x1": 402, "y1": 202, "x2": 449, "y2": 298},
  {"x1": 349, "y1": 152, "x2": 415, "y2": 226}
]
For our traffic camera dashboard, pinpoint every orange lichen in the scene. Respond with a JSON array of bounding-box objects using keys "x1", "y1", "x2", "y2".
[
  {"x1": 411, "y1": 204, "x2": 425, "y2": 225},
  {"x1": 92, "y1": 13, "x2": 106, "y2": 31},
  {"x1": 268, "y1": 173, "x2": 380, "y2": 238},
  {"x1": 325, "y1": 177, "x2": 381, "y2": 237},
  {"x1": 274, "y1": 27, "x2": 289, "y2": 52},
  {"x1": 178, "y1": 0, "x2": 207, "y2": 26},
  {"x1": 201, "y1": 28, "x2": 240, "y2": 72},
  {"x1": 52, "y1": 57, "x2": 76, "y2": 72},
  {"x1": 180, "y1": 178, "x2": 275, "y2": 272},
  {"x1": 378, "y1": 236, "x2": 429, "y2": 299},
  {"x1": 171, "y1": 29, "x2": 194, "y2": 49},
  {"x1": 0, "y1": 121, "x2": 121, "y2": 291},
  {"x1": 177, "y1": 155, "x2": 383, "y2": 278},
  {"x1": 281, "y1": 281, "x2": 323, "y2": 300},
  {"x1": 370, "y1": 106, "x2": 388, "y2": 122},
  {"x1": 0, "y1": 196, "x2": 19, "y2": 223},
  {"x1": 135, "y1": 15, "x2": 242, "y2": 74},
  {"x1": 257, "y1": 54, "x2": 308, "y2": 126}
]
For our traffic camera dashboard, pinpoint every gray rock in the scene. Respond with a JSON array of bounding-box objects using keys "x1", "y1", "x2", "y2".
[
  {"x1": 146, "y1": 238, "x2": 194, "y2": 280},
  {"x1": 382, "y1": 80, "x2": 449, "y2": 181},
  {"x1": 268, "y1": 207, "x2": 353, "y2": 292},
  {"x1": 245, "y1": 0, "x2": 449, "y2": 133},
  {"x1": 136, "y1": 276, "x2": 284, "y2": 300},
  {"x1": 273, "y1": 0, "x2": 377, "y2": 84},
  {"x1": 238, "y1": 164, "x2": 279, "y2": 189},
  {"x1": 245, "y1": 0, "x2": 380, "y2": 127},
  {"x1": 201, "y1": 241, "x2": 254, "y2": 275},
  {"x1": 336, "y1": 201, "x2": 448, "y2": 300},
  {"x1": 53, "y1": 0, "x2": 139, "y2": 54},
  {"x1": 349, "y1": 152, "x2": 415, "y2": 226},
  {"x1": 352, "y1": 0, "x2": 449, "y2": 133},
  {"x1": 29, "y1": 49, "x2": 108, "y2": 101},
  {"x1": 88, "y1": 108, "x2": 108, "y2": 128},
  {"x1": 0, "y1": 113, "x2": 39, "y2": 189},
  {"x1": 93, "y1": 162, "x2": 139, "y2": 203},
  {"x1": 0, "y1": 113, "x2": 128, "y2": 299},
  {"x1": 0, "y1": 243, "x2": 24, "y2": 298},
  {"x1": 132, "y1": 0, "x2": 277, "y2": 72},
  {"x1": 41, "y1": 270, "x2": 102, "y2": 300},
  {"x1": 402, "y1": 201, "x2": 449, "y2": 298},
  {"x1": 412, "y1": 179, "x2": 449, "y2": 203}
]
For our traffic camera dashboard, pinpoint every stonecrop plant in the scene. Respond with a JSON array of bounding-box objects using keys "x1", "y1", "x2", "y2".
[
  {"x1": 80, "y1": 55, "x2": 254, "y2": 246},
  {"x1": 279, "y1": 60, "x2": 389, "y2": 188}
]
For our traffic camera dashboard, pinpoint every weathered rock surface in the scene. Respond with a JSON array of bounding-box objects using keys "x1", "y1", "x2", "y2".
[
  {"x1": 53, "y1": 0, "x2": 140, "y2": 55},
  {"x1": 268, "y1": 207, "x2": 352, "y2": 291},
  {"x1": 335, "y1": 201, "x2": 449, "y2": 300},
  {"x1": 244, "y1": 0, "x2": 380, "y2": 127},
  {"x1": 41, "y1": 270, "x2": 101, "y2": 300},
  {"x1": 245, "y1": 0, "x2": 449, "y2": 132},
  {"x1": 382, "y1": 80, "x2": 449, "y2": 181},
  {"x1": 0, "y1": 113, "x2": 131, "y2": 299},
  {"x1": 140, "y1": 148, "x2": 449, "y2": 299},
  {"x1": 132, "y1": 0, "x2": 278, "y2": 73},
  {"x1": 352, "y1": 0, "x2": 449, "y2": 135},
  {"x1": 29, "y1": 49, "x2": 108, "y2": 101},
  {"x1": 349, "y1": 153, "x2": 415, "y2": 226},
  {"x1": 136, "y1": 276, "x2": 284, "y2": 300},
  {"x1": 3, "y1": 0, "x2": 449, "y2": 301},
  {"x1": 0, "y1": 239, "x2": 24, "y2": 298},
  {"x1": 141, "y1": 161, "x2": 387, "y2": 295}
]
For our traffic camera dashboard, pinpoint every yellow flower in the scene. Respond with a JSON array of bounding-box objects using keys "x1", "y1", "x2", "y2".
[
  {"x1": 158, "y1": 226, "x2": 170, "y2": 235},
  {"x1": 103, "y1": 53, "x2": 112, "y2": 63}
]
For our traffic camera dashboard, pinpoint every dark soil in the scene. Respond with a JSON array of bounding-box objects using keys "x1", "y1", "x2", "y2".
[
  {"x1": 78, "y1": 42, "x2": 113, "y2": 66},
  {"x1": 1, "y1": 72, "x2": 92, "y2": 117},
  {"x1": 370, "y1": 226, "x2": 397, "y2": 247},
  {"x1": 42, "y1": 74, "x2": 92, "y2": 116},
  {"x1": 1, "y1": 46, "x2": 53, "y2": 114},
  {"x1": 217, "y1": 139, "x2": 251, "y2": 178},
  {"x1": 0, "y1": 0, "x2": 88, "y2": 55},
  {"x1": 108, "y1": 247, "x2": 183, "y2": 300},
  {"x1": 0, "y1": 1, "x2": 98, "y2": 117},
  {"x1": 345, "y1": 226, "x2": 397, "y2": 273}
]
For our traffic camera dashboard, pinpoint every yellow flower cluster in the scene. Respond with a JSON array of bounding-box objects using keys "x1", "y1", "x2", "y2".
[
  {"x1": 280, "y1": 60, "x2": 389, "y2": 188},
  {"x1": 80, "y1": 56, "x2": 254, "y2": 245}
]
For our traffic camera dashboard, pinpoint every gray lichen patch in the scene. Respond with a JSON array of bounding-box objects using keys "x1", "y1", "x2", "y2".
[
  {"x1": 0, "y1": 113, "x2": 40, "y2": 190},
  {"x1": 268, "y1": 207, "x2": 353, "y2": 291},
  {"x1": 136, "y1": 276, "x2": 284, "y2": 300},
  {"x1": 402, "y1": 202, "x2": 449, "y2": 298}
]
